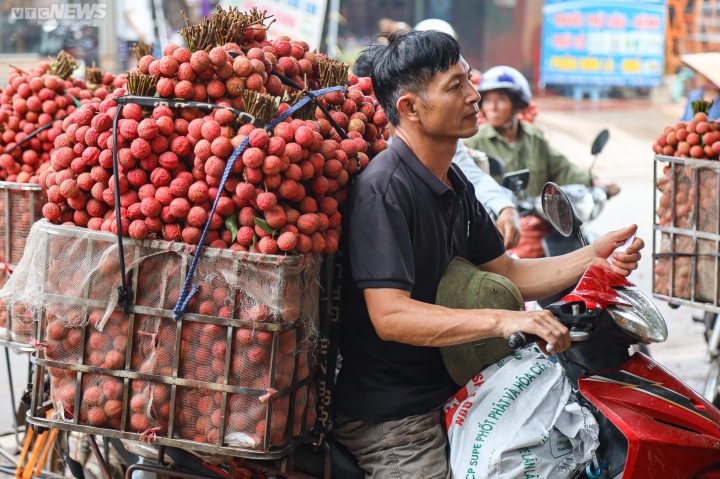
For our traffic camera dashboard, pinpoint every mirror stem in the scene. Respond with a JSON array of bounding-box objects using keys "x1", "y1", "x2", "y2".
[
  {"x1": 578, "y1": 226, "x2": 588, "y2": 247},
  {"x1": 588, "y1": 154, "x2": 598, "y2": 177}
]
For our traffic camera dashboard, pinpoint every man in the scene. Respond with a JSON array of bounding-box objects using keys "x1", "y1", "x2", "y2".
[
  {"x1": 354, "y1": 45, "x2": 522, "y2": 248},
  {"x1": 465, "y1": 66, "x2": 621, "y2": 198},
  {"x1": 334, "y1": 30, "x2": 643, "y2": 478}
]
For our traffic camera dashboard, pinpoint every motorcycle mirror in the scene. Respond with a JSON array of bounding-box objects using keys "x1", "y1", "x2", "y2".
[
  {"x1": 590, "y1": 129, "x2": 610, "y2": 156},
  {"x1": 487, "y1": 154, "x2": 506, "y2": 185},
  {"x1": 502, "y1": 169, "x2": 530, "y2": 195},
  {"x1": 541, "y1": 182, "x2": 578, "y2": 238}
]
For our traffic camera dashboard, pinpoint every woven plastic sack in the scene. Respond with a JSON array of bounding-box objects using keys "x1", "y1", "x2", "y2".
[
  {"x1": 4, "y1": 220, "x2": 321, "y2": 450},
  {"x1": 443, "y1": 347, "x2": 599, "y2": 479}
]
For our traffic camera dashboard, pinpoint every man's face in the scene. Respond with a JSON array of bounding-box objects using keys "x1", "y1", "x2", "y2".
[
  {"x1": 481, "y1": 90, "x2": 514, "y2": 129},
  {"x1": 414, "y1": 56, "x2": 481, "y2": 139}
]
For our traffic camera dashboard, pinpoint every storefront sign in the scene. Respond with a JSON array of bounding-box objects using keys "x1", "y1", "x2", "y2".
[{"x1": 540, "y1": 0, "x2": 666, "y2": 87}]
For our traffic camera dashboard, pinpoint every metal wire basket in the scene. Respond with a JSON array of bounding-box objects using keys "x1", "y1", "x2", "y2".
[
  {"x1": 652, "y1": 154, "x2": 720, "y2": 312},
  {"x1": 20, "y1": 222, "x2": 321, "y2": 459},
  {"x1": 0, "y1": 181, "x2": 42, "y2": 349}
]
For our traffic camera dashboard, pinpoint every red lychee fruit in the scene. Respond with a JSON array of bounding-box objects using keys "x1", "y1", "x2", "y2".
[
  {"x1": 258, "y1": 236, "x2": 278, "y2": 254},
  {"x1": 87, "y1": 407, "x2": 108, "y2": 426},
  {"x1": 209, "y1": 46, "x2": 228, "y2": 68},
  {"x1": 256, "y1": 192, "x2": 277, "y2": 212},
  {"x1": 187, "y1": 206, "x2": 208, "y2": 227},
  {"x1": 190, "y1": 50, "x2": 211, "y2": 72},
  {"x1": 277, "y1": 232, "x2": 298, "y2": 252}
]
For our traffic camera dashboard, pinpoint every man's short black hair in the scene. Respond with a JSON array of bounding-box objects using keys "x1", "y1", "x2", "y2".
[
  {"x1": 354, "y1": 44, "x2": 384, "y2": 78},
  {"x1": 370, "y1": 30, "x2": 461, "y2": 126}
]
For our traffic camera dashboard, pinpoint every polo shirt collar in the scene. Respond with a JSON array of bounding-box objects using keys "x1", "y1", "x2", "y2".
[{"x1": 390, "y1": 137, "x2": 467, "y2": 198}]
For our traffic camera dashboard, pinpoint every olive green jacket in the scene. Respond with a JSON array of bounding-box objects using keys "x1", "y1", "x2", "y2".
[{"x1": 466, "y1": 122, "x2": 593, "y2": 197}]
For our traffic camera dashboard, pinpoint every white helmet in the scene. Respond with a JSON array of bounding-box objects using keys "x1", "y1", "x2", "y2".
[
  {"x1": 414, "y1": 19, "x2": 457, "y2": 39},
  {"x1": 478, "y1": 66, "x2": 532, "y2": 108}
]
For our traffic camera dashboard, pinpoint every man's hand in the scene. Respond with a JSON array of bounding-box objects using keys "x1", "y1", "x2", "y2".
[
  {"x1": 593, "y1": 179, "x2": 621, "y2": 198},
  {"x1": 497, "y1": 310, "x2": 570, "y2": 354},
  {"x1": 591, "y1": 225, "x2": 644, "y2": 276},
  {"x1": 495, "y1": 207, "x2": 522, "y2": 249}
]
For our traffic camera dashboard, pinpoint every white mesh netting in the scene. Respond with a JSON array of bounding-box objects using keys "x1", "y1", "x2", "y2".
[{"x1": 2, "y1": 220, "x2": 321, "y2": 450}]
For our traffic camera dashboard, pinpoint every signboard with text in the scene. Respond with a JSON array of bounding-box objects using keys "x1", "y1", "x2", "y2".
[
  {"x1": 223, "y1": 0, "x2": 328, "y2": 50},
  {"x1": 539, "y1": 0, "x2": 666, "y2": 87}
]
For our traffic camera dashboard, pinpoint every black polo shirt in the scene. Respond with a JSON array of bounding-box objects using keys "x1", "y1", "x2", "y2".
[{"x1": 335, "y1": 137, "x2": 506, "y2": 422}]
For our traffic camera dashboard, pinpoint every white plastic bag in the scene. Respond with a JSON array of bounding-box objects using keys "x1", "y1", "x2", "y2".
[{"x1": 443, "y1": 347, "x2": 599, "y2": 479}]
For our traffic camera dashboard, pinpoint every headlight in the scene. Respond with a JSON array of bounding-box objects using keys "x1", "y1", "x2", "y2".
[{"x1": 607, "y1": 287, "x2": 668, "y2": 343}]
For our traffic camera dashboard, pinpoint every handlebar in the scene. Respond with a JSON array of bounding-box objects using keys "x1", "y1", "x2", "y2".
[{"x1": 507, "y1": 330, "x2": 590, "y2": 353}]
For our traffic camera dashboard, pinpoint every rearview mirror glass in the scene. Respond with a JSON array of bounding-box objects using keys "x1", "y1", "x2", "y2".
[
  {"x1": 542, "y1": 182, "x2": 575, "y2": 237},
  {"x1": 591, "y1": 129, "x2": 610, "y2": 156}
]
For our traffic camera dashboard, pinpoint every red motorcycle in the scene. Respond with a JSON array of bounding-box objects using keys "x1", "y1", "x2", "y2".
[{"x1": 508, "y1": 182, "x2": 720, "y2": 479}]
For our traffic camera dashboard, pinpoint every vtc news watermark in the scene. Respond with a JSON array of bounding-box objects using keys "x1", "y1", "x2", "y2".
[{"x1": 10, "y1": 4, "x2": 108, "y2": 26}]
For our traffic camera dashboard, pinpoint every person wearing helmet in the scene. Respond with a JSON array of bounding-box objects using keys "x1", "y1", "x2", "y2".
[{"x1": 465, "y1": 66, "x2": 620, "y2": 198}]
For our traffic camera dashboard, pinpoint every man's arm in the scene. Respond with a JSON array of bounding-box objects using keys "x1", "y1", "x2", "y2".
[
  {"x1": 453, "y1": 141, "x2": 522, "y2": 248},
  {"x1": 544, "y1": 138, "x2": 594, "y2": 188},
  {"x1": 480, "y1": 225, "x2": 643, "y2": 301},
  {"x1": 363, "y1": 288, "x2": 570, "y2": 350},
  {"x1": 452, "y1": 140, "x2": 514, "y2": 217},
  {"x1": 544, "y1": 137, "x2": 621, "y2": 197}
]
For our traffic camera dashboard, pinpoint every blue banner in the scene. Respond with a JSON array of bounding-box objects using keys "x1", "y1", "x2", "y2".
[{"x1": 539, "y1": 0, "x2": 666, "y2": 87}]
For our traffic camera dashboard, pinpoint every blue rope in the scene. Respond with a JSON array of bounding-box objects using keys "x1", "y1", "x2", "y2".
[{"x1": 173, "y1": 85, "x2": 347, "y2": 320}]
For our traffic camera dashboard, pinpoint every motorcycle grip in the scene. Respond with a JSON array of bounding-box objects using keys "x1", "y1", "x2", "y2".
[{"x1": 507, "y1": 332, "x2": 541, "y2": 350}]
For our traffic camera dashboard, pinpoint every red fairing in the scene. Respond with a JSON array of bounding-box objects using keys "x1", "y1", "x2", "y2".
[
  {"x1": 580, "y1": 353, "x2": 720, "y2": 479},
  {"x1": 562, "y1": 265, "x2": 634, "y2": 310}
]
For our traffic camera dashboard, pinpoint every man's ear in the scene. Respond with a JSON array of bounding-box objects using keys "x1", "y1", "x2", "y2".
[{"x1": 396, "y1": 92, "x2": 421, "y2": 124}]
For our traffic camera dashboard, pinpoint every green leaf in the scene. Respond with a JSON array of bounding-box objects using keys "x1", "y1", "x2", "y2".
[
  {"x1": 253, "y1": 216, "x2": 275, "y2": 236},
  {"x1": 225, "y1": 215, "x2": 239, "y2": 242}
]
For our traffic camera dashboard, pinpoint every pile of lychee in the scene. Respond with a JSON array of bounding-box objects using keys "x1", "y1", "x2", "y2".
[
  {"x1": 40, "y1": 40, "x2": 389, "y2": 256},
  {"x1": 0, "y1": 63, "x2": 123, "y2": 183},
  {"x1": 653, "y1": 112, "x2": 720, "y2": 160}
]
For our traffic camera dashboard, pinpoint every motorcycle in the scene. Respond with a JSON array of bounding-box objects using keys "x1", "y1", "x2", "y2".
[{"x1": 508, "y1": 182, "x2": 720, "y2": 479}]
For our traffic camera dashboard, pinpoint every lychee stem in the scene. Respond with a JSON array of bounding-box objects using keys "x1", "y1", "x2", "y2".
[
  {"x1": 129, "y1": 41, "x2": 154, "y2": 63},
  {"x1": 85, "y1": 62, "x2": 103, "y2": 86},
  {"x1": 126, "y1": 71, "x2": 159, "y2": 96},
  {"x1": 287, "y1": 89, "x2": 315, "y2": 121},
  {"x1": 318, "y1": 58, "x2": 349, "y2": 89},
  {"x1": 180, "y1": 11, "x2": 216, "y2": 53},
  {"x1": 242, "y1": 90, "x2": 279, "y2": 124},
  {"x1": 51, "y1": 50, "x2": 78, "y2": 80},
  {"x1": 8, "y1": 64, "x2": 28, "y2": 75}
]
